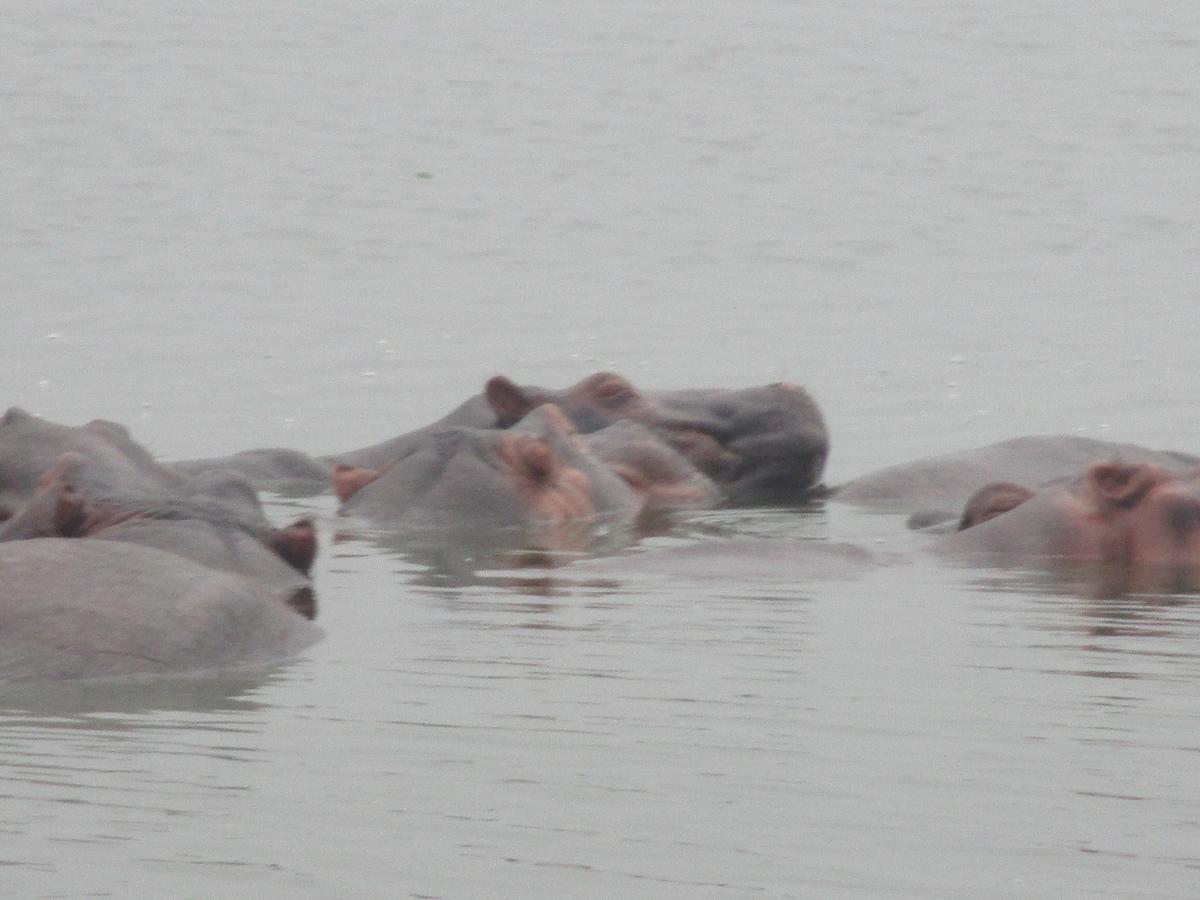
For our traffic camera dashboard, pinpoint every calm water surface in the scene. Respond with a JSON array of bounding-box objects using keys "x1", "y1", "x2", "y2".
[{"x1": 2, "y1": 1, "x2": 1199, "y2": 896}]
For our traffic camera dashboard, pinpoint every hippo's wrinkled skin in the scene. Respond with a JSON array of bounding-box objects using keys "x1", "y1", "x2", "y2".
[
  {"x1": 834, "y1": 435, "x2": 1200, "y2": 524},
  {"x1": 335, "y1": 405, "x2": 639, "y2": 538},
  {"x1": 0, "y1": 539, "x2": 321, "y2": 682},
  {"x1": 937, "y1": 462, "x2": 1200, "y2": 590},
  {"x1": 481, "y1": 373, "x2": 829, "y2": 505}
]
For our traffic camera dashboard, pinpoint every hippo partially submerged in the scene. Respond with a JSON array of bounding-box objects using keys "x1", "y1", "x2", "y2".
[
  {"x1": 833, "y1": 435, "x2": 1200, "y2": 526},
  {"x1": 0, "y1": 539, "x2": 321, "y2": 682},
  {"x1": 334, "y1": 405, "x2": 640, "y2": 545}
]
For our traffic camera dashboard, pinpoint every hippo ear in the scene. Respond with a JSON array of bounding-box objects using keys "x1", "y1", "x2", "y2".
[
  {"x1": 511, "y1": 436, "x2": 558, "y2": 484},
  {"x1": 333, "y1": 464, "x2": 381, "y2": 502},
  {"x1": 267, "y1": 519, "x2": 317, "y2": 574},
  {"x1": 1, "y1": 407, "x2": 32, "y2": 427},
  {"x1": 485, "y1": 376, "x2": 538, "y2": 427},
  {"x1": 1087, "y1": 462, "x2": 1159, "y2": 509},
  {"x1": 957, "y1": 481, "x2": 1035, "y2": 530},
  {"x1": 0, "y1": 481, "x2": 92, "y2": 540},
  {"x1": 584, "y1": 372, "x2": 641, "y2": 409},
  {"x1": 53, "y1": 485, "x2": 93, "y2": 537}
]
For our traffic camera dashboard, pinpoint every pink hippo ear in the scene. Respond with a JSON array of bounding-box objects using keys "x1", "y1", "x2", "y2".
[
  {"x1": 958, "y1": 481, "x2": 1035, "y2": 531},
  {"x1": 53, "y1": 485, "x2": 94, "y2": 537},
  {"x1": 513, "y1": 439, "x2": 554, "y2": 487},
  {"x1": 0, "y1": 481, "x2": 95, "y2": 540},
  {"x1": 333, "y1": 464, "x2": 381, "y2": 502},
  {"x1": 583, "y1": 372, "x2": 641, "y2": 410},
  {"x1": 485, "y1": 375, "x2": 540, "y2": 428},
  {"x1": 1086, "y1": 462, "x2": 1164, "y2": 510},
  {"x1": 506, "y1": 435, "x2": 559, "y2": 484},
  {"x1": 267, "y1": 519, "x2": 317, "y2": 574}
]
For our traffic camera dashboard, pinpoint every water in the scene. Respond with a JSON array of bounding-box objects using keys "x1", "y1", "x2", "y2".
[{"x1": 2, "y1": 1, "x2": 1199, "y2": 896}]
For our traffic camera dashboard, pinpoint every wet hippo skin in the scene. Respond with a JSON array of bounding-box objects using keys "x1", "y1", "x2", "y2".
[
  {"x1": 833, "y1": 435, "x2": 1200, "y2": 524},
  {"x1": 0, "y1": 539, "x2": 321, "y2": 682},
  {"x1": 335, "y1": 404, "x2": 639, "y2": 534}
]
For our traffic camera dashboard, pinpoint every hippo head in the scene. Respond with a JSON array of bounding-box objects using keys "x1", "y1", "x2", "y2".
[
  {"x1": 335, "y1": 405, "x2": 602, "y2": 531},
  {"x1": 0, "y1": 455, "x2": 318, "y2": 617},
  {"x1": 485, "y1": 372, "x2": 652, "y2": 433},
  {"x1": 944, "y1": 462, "x2": 1200, "y2": 588},
  {"x1": 482, "y1": 373, "x2": 829, "y2": 504},
  {"x1": 0, "y1": 406, "x2": 184, "y2": 514}
]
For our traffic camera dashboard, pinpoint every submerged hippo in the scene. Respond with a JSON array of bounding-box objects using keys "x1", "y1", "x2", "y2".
[
  {"x1": 169, "y1": 372, "x2": 828, "y2": 506},
  {"x1": 0, "y1": 407, "x2": 185, "y2": 518},
  {"x1": 834, "y1": 435, "x2": 1200, "y2": 526},
  {"x1": 480, "y1": 373, "x2": 828, "y2": 505},
  {"x1": 934, "y1": 460, "x2": 1200, "y2": 595},
  {"x1": 335, "y1": 405, "x2": 639, "y2": 540},
  {"x1": 328, "y1": 371, "x2": 827, "y2": 504},
  {"x1": 0, "y1": 539, "x2": 321, "y2": 682},
  {"x1": 0, "y1": 456, "x2": 318, "y2": 618},
  {"x1": 172, "y1": 447, "x2": 333, "y2": 494},
  {"x1": 569, "y1": 460, "x2": 1200, "y2": 596},
  {"x1": 582, "y1": 420, "x2": 720, "y2": 520}
]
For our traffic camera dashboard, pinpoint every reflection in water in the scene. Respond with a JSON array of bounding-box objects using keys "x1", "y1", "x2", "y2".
[
  {"x1": 0, "y1": 664, "x2": 303, "y2": 722},
  {"x1": 959, "y1": 563, "x2": 1200, "y2": 683}
]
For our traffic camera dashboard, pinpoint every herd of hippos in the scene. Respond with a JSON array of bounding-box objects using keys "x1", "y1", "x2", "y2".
[{"x1": 2, "y1": 370, "x2": 1199, "y2": 682}]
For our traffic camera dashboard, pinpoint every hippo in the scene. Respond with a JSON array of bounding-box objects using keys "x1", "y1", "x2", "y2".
[
  {"x1": 833, "y1": 435, "x2": 1200, "y2": 526},
  {"x1": 334, "y1": 405, "x2": 640, "y2": 546},
  {"x1": 0, "y1": 407, "x2": 185, "y2": 518},
  {"x1": 326, "y1": 372, "x2": 827, "y2": 505},
  {"x1": 0, "y1": 538, "x2": 321, "y2": 682},
  {"x1": 479, "y1": 373, "x2": 829, "y2": 505},
  {"x1": 172, "y1": 447, "x2": 333, "y2": 495},
  {"x1": 1, "y1": 453, "x2": 318, "y2": 618},
  {"x1": 582, "y1": 420, "x2": 720, "y2": 522},
  {"x1": 168, "y1": 372, "x2": 828, "y2": 506},
  {"x1": 937, "y1": 461, "x2": 1200, "y2": 592},
  {"x1": 561, "y1": 459, "x2": 1200, "y2": 597}
]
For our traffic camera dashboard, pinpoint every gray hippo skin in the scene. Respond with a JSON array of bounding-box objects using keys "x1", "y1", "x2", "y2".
[
  {"x1": 834, "y1": 435, "x2": 1200, "y2": 524},
  {"x1": 172, "y1": 447, "x2": 332, "y2": 494},
  {"x1": 0, "y1": 462, "x2": 318, "y2": 619},
  {"x1": 0, "y1": 407, "x2": 185, "y2": 517},
  {"x1": 571, "y1": 460, "x2": 1200, "y2": 596},
  {"x1": 582, "y1": 420, "x2": 720, "y2": 519},
  {"x1": 478, "y1": 372, "x2": 829, "y2": 505},
  {"x1": 936, "y1": 461, "x2": 1200, "y2": 592},
  {"x1": 0, "y1": 539, "x2": 321, "y2": 682},
  {"x1": 335, "y1": 405, "x2": 639, "y2": 538},
  {"x1": 169, "y1": 372, "x2": 827, "y2": 504}
]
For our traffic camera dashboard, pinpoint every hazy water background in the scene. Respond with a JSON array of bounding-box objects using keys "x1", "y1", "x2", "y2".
[{"x1": 2, "y1": 1, "x2": 1199, "y2": 896}]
